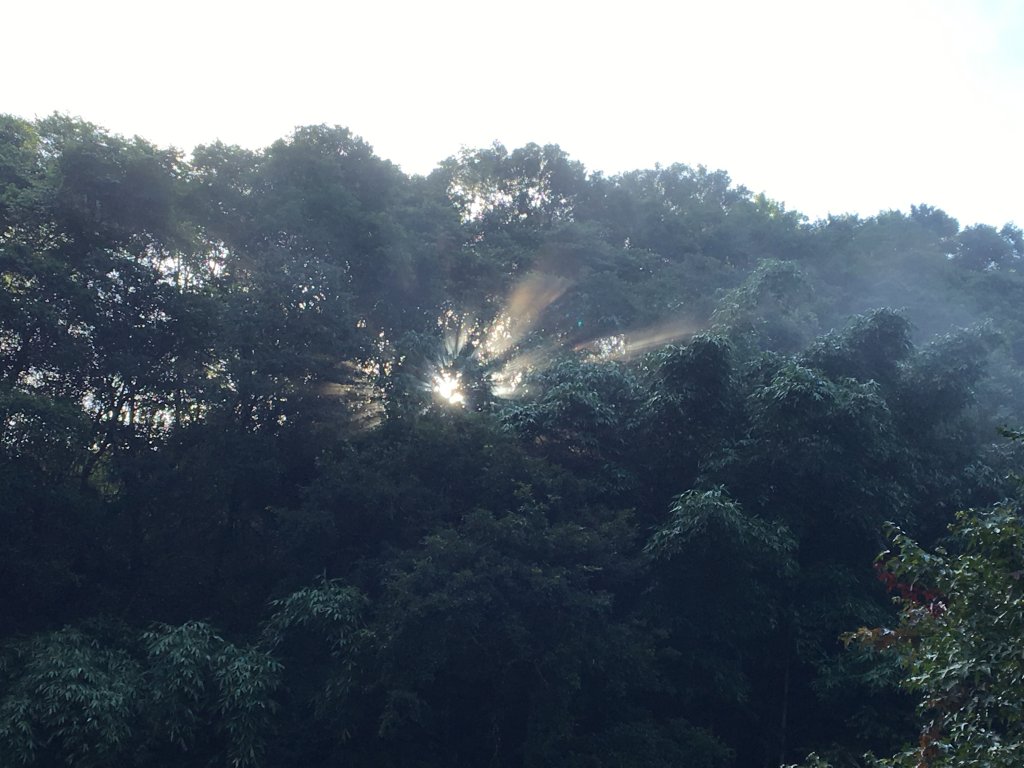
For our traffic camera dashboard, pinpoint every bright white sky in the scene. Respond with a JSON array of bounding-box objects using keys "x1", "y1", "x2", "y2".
[{"x1": 7, "y1": 0, "x2": 1023, "y2": 226}]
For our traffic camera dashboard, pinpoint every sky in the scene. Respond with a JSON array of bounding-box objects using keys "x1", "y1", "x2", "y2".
[{"x1": 6, "y1": 0, "x2": 1023, "y2": 226}]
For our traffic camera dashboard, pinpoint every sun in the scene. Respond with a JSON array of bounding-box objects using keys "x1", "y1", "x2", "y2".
[{"x1": 432, "y1": 369, "x2": 466, "y2": 406}]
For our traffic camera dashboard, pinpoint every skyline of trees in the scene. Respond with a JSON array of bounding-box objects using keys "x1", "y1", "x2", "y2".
[{"x1": 2, "y1": 113, "x2": 1023, "y2": 767}]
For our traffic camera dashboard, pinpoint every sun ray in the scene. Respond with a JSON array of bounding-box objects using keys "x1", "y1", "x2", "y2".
[
  {"x1": 477, "y1": 272, "x2": 571, "y2": 363},
  {"x1": 576, "y1": 318, "x2": 697, "y2": 361}
]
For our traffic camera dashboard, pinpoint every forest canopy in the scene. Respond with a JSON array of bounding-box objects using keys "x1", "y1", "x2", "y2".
[{"x1": 2, "y1": 113, "x2": 1023, "y2": 767}]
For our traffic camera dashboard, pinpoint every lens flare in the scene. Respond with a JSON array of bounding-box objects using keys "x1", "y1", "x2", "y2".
[{"x1": 432, "y1": 369, "x2": 466, "y2": 406}]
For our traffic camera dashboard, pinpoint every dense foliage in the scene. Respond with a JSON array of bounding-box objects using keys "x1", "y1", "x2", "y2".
[{"x1": 2, "y1": 113, "x2": 1023, "y2": 766}]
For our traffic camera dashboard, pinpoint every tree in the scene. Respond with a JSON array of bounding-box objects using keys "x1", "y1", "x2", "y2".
[
  {"x1": 0, "y1": 621, "x2": 280, "y2": 768},
  {"x1": 439, "y1": 142, "x2": 586, "y2": 232},
  {"x1": 711, "y1": 259, "x2": 820, "y2": 354},
  {"x1": 843, "y1": 499, "x2": 1024, "y2": 767},
  {"x1": 955, "y1": 224, "x2": 1016, "y2": 271},
  {"x1": 364, "y1": 499, "x2": 677, "y2": 768},
  {"x1": 909, "y1": 204, "x2": 959, "y2": 240},
  {"x1": 500, "y1": 357, "x2": 644, "y2": 494},
  {"x1": 785, "y1": 431, "x2": 1024, "y2": 768},
  {"x1": 645, "y1": 487, "x2": 797, "y2": 762}
]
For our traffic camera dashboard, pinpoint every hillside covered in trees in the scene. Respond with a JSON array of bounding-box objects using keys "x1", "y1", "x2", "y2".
[{"x1": 2, "y1": 114, "x2": 1024, "y2": 767}]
